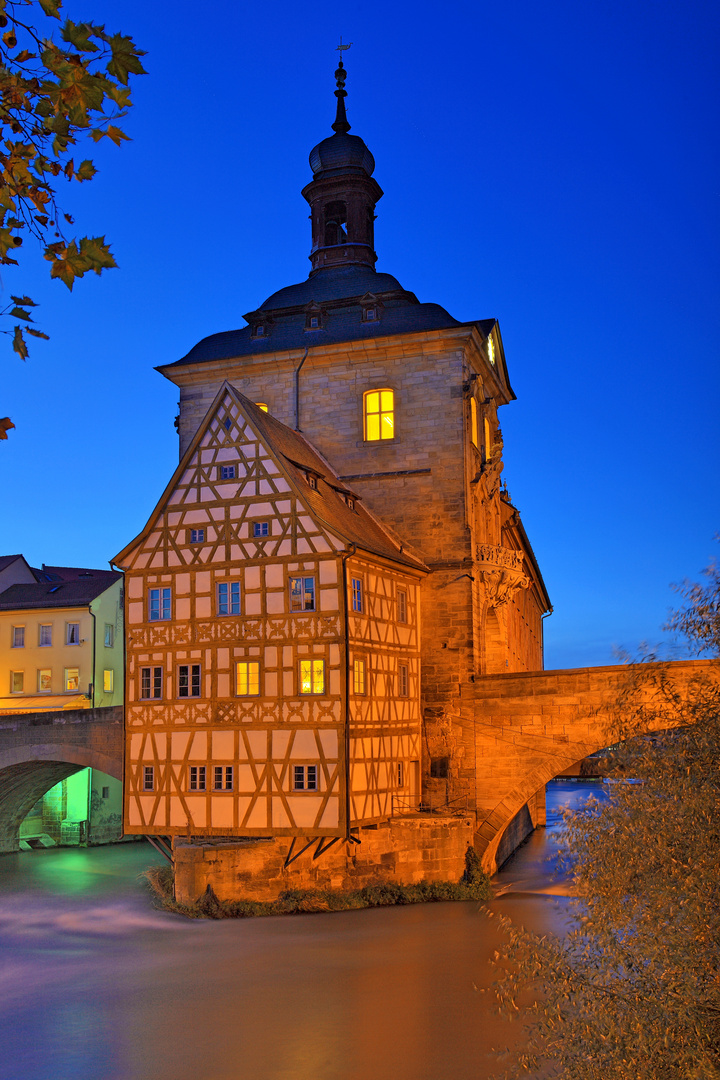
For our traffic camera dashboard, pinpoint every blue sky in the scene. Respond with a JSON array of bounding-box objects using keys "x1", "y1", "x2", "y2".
[{"x1": 3, "y1": 0, "x2": 719, "y2": 668}]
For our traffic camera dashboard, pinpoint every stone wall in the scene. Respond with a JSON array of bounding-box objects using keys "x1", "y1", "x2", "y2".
[{"x1": 173, "y1": 813, "x2": 475, "y2": 904}]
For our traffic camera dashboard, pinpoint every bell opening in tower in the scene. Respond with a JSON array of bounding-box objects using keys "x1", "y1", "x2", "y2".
[{"x1": 324, "y1": 201, "x2": 348, "y2": 247}]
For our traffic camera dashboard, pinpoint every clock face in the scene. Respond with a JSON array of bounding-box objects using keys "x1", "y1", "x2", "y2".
[{"x1": 487, "y1": 337, "x2": 495, "y2": 366}]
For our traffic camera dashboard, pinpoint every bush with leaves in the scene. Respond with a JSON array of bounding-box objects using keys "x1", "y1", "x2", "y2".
[
  {"x1": 0, "y1": 0, "x2": 145, "y2": 359},
  {"x1": 490, "y1": 560, "x2": 720, "y2": 1079}
]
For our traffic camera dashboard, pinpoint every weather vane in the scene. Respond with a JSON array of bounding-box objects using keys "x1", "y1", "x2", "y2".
[{"x1": 336, "y1": 37, "x2": 352, "y2": 55}]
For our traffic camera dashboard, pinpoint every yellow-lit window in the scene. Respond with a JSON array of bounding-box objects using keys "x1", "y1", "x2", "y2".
[
  {"x1": 103, "y1": 669, "x2": 114, "y2": 693},
  {"x1": 484, "y1": 418, "x2": 492, "y2": 461},
  {"x1": 353, "y1": 659, "x2": 366, "y2": 695},
  {"x1": 300, "y1": 659, "x2": 325, "y2": 695},
  {"x1": 236, "y1": 661, "x2": 260, "y2": 696},
  {"x1": 65, "y1": 667, "x2": 80, "y2": 692},
  {"x1": 255, "y1": 402, "x2": 268, "y2": 412},
  {"x1": 364, "y1": 389, "x2": 394, "y2": 441},
  {"x1": 470, "y1": 397, "x2": 478, "y2": 448}
]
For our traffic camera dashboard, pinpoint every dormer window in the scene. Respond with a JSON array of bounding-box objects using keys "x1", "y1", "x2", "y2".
[
  {"x1": 366, "y1": 308, "x2": 376, "y2": 321},
  {"x1": 346, "y1": 497, "x2": 355, "y2": 510},
  {"x1": 310, "y1": 316, "x2": 319, "y2": 328},
  {"x1": 307, "y1": 474, "x2": 318, "y2": 490},
  {"x1": 253, "y1": 324, "x2": 265, "y2": 338},
  {"x1": 305, "y1": 303, "x2": 324, "y2": 331},
  {"x1": 361, "y1": 294, "x2": 383, "y2": 324}
]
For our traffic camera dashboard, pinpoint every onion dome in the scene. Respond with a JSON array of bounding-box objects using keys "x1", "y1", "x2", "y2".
[{"x1": 308, "y1": 59, "x2": 375, "y2": 177}]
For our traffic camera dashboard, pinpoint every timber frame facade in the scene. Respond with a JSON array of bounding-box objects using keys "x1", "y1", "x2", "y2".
[{"x1": 114, "y1": 386, "x2": 426, "y2": 840}]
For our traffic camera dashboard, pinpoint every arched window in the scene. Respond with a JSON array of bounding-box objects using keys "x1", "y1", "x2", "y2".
[
  {"x1": 470, "y1": 397, "x2": 479, "y2": 448},
  {"x1": 324, "y1": 201, "x2": 347, "y2": 247},
  {"x1": 484, "y1": 417, "x2": 492, "y2": 461},
  {"x1": 364, "y1": 389, "x2": 394, "y2": 441}
]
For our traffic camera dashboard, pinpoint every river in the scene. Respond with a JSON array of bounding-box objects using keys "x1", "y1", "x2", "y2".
[{"x1": 0, "y1": 780, "x2": 602, "y2": 1080}]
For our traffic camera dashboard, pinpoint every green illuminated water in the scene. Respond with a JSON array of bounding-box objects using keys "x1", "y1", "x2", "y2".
[{"x1": 0, "y1": 780, "x2": 600, "y2": 1080}]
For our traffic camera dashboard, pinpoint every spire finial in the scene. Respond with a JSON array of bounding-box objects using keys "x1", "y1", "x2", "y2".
[{"x1": 332, "y1": 38, "x2": 352, "y2": 134}]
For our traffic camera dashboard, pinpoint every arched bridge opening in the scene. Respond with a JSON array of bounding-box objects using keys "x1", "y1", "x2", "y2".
[{"x1": 0, "y1": 707, "x2": 123, "y2": 854}]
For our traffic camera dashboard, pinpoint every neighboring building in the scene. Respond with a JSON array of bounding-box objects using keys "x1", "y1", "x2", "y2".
[
  {"x1": 115, "y1": 60, "x2": 552, "y2": 893},
  {"x1": 0, "y1": 566, "x2": 123, "y2": 713}
]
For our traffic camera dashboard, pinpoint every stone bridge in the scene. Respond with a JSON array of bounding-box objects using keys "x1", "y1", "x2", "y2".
[
  {"x1": 457, "y1": 659, "x2": 719, "y2": 873},
  {"x1": 0, "y1": 706, "x2": 123, "y2": 853}
]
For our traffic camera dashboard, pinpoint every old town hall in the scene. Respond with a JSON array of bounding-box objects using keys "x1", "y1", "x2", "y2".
[{"x1": 113, "y1": 56, "x2": 552, "y2": 900}]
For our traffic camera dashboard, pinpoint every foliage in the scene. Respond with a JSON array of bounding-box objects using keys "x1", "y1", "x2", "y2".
[
  {"x1": 666, "y1": 553, "x2": 720, "y2": 659},
  {"x1": 0, "y1": 0, "x2": 145, "y2": 358},
  {"x1": 142, "y1": 854, "x2": 492, "y2": 920},
  {"x1": 490, "y1": 564, "x2": 720, "y2": 1079}
]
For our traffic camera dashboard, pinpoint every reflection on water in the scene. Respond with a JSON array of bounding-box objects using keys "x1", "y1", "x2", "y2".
[{"x1": 0, "y1": 781, "x2": 603, "y2": 1080}]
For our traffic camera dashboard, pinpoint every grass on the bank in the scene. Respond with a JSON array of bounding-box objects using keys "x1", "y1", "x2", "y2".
[{"x1": 143, "y1": 846, "x2": 491, "y2": 919}]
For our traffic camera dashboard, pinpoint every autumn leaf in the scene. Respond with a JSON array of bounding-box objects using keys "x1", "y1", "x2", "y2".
[{"x1": 12, "y1": 324, "x2": 28, "y2": 358}]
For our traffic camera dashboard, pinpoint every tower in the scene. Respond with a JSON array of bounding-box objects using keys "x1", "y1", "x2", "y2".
[{"x1": 148, "y1": 58, "x2": 551, "y2": 861}]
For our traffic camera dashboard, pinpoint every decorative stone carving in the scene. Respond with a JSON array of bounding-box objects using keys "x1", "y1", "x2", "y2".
[{"x1": 474, "y1": 544, "x2": 529, "y2": 606}]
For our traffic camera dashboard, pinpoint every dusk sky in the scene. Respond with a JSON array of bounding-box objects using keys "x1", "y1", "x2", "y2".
[{"x1": 3, "y1": 0, "x2": 718, "y2": 670}]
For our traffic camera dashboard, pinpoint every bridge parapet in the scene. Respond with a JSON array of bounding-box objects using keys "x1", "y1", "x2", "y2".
[{"x1": 461, "y1": 659, "x2": 718, "y2": 873}]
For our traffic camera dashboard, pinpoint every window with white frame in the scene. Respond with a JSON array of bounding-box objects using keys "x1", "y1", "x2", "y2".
[
  {"x1": 213, "y1": 765, "x2": 234, "y2": 791},
  {"x1": 397, "y1": 589, "x2": 408, "y2": 624},
  {"x1": 189, "y1": 765, "x2": 206, "y2": 791},
  {"x1": 252, "y1": 521, "x2": 269, "y2": 537},
  {"x1": 292, "y1": 765, "x2": 317, "y2": 791},
  {"x1": 289, "y1": 576, "x2": 315, "y2": 612},
  {"x1": 11, "y1": 626, "x2": 24, "y2": 648},
  {"x1": 178, "y1": 664, "x2": 201, "y2": 698},
  {"x1": 143, "y1": 765, "x2": 155, "y2": 791},
  {"x1": 149, "y1": 588, "x2": 171, "y2": 621},
  {"x1": 236, "y1": 661, "x2": 260, "y2": 696},
  {"x1": 66, "y1": 622, "x2": 80, "y2": 645},
  {"x1": 217, "y1": 581, "x2": 241, "y2": 616},
  {"x1": 38, "y1": 669, "x2": 51, "y2": 693},
  {"x1": 10, "y1": 671, "x2": 24, "y2": 693},
  {"x1": 64, "y1": 667, "x2": 80, "y2": 692},
  {"x1": 104, "y1": 623, "x2": 113, "y2": 648},
  {"x1": 299, "y1": 659, "x2": 325, "y2": 695},
  {"x1": 103, "y1": 669, "x2": 114, "y2": 693},
  {"x1": 351, "y1": 577, "x2": 363, "y2": 613},
  {"x1": 353, "y1": 658, "x2": 366, "y2": 695},
  {"x1": 140, "y1": 666, "x2": 163, "y2": 699},
  {"x1": 398, "y1": 663, "x2": 409, "y2": 698},
  {"x1": 188, "y1": 528, "x2": 205, "y2": 544},
  {"x1": 39, "y1": 624, "x2": 52, "y2": 647}
]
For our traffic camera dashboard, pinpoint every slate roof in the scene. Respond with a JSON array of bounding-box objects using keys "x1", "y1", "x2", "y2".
[
  {"x1": 163, "y1": 265, "x2": 488, "y2": 370},
  {"x1": 32, "y1": 565, "x2": 119, "y2": 585},
  {"x1": 0, "y1": 572, "x2": 121, "y2": 611}
]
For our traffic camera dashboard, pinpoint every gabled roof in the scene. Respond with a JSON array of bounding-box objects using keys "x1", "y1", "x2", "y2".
[
  {"x1": 32, "y1": 565, "x2": 119, "y2": 585},
  {"x1": 114, "y1": 383, "x2": 428, "y2": 575},
  {"x1": 0, "y1": 573, "x2": 121, "y2": 612},
  {"x1": 0, "y1": 554, "x2": 25, "y2": 573}
]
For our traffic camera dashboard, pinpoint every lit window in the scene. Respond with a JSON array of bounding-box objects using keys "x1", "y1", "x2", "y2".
[
  {"x1": 12, "y1": 626, "x2": 24, "y2": 648},
  {"x1": 397, "y1": 762, "x2": 404, "y2": 787},
  {"x1": 289, "y1": 576, "x2": 315, "y2": 612},
  {"x1": 255, "y1": 402, "x2": 269, "y2": 412},
  {"x1": 253, "y1": 522, "x2": 269, "y2": 537},
  {"x1": 65, "y1": 667, "x2": 80, "y2": 692},
  {"x1": 220, "y1": 465, "x2": 236, "y2": 480},
  {"x1": 178, "y1": 664, "x2": 201, "y2": 698},
  {"x1": 149, "y1": 588, "x2": 171, "y2": 621},
  {"x1": 236, "y1": 661, "x2": 260, "y2": 696},
  {"x1": 140, "y1": 666, "x2": 163, "y2": 700},
  {"x1": 364, "y1": 389, "x2": 394, "y2": 441},
  {"x1": 351, "y1": 577, "x2": 363, "y2": 613},
  {"x1": 398, "y1": 663, "x2": 409, "y2": 698},
  {"x1": 353, "y1": 659, "x2": 366, "y2": 695},
  {"x1": 217, "y1": 582, "x2": 241, "y2": 616},
  {"x1": 103, "y1": 669, "x2": 114, "y2": 693},
  {"x1": 487, "y1": 337, "x2": 495, "y2": 366},
  {"x1": 214, "y1": 765, "x2": 234, "y2": 791},
  {"x1": 39, "y1": 624, "x2": 52, "y2": 647},
  {"x1": 104, "y1": 623, "x2": 113, "y2": 648},
  {"x1": 484, "y1": 418, "x2": 492, "y2": 462},
  {"x1": 300, "y1": 659, "x2": 325, "y2": 695},
  {"x1": 307, "y1": 473, "x2": 318, "y2": 490},
  {"x1": 470, "y1": 397, "x2": 479, "y2": 449},
  {"x1": 189, "y1": 765, "x2": 206, "y2": 791},
  {"x1": 66, "y1": 623, "x2": 80, "y2": 645},
  {"x1": 189, "y1": 528, "x2": 205, "y2": 544},
  {"x1": 397, "y1": 589, "x2": 408, "y2": 624},
  {"x1": 293, "y1": 765, "x2": 318, "y2": 791},
  {"x1": 38, "y1": 669, "x2": 51, "y2": 693},
  {"x1": 143, "y1": 766, "x2": 155, "y2": 791},
  {"x1": 10, "y1": 671, "x2": 24, "y2": 693}
]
